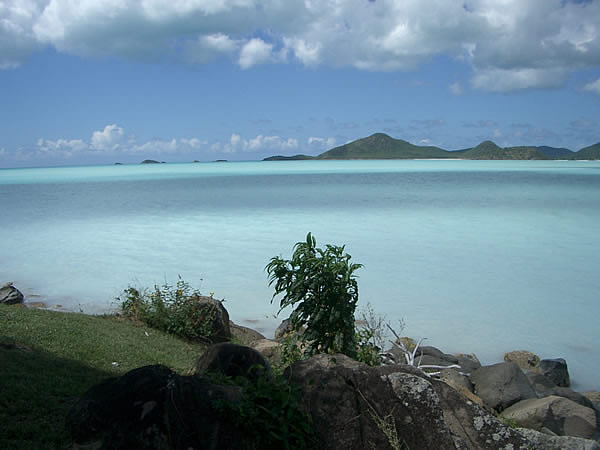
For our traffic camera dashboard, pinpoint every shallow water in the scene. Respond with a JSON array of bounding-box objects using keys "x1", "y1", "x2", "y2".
[{"x1": 1, "y1": 160, "x2": 599, "y2": 389}]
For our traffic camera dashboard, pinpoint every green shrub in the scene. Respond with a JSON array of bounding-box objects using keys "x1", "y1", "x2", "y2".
[
  {"x1": 118, "y1": 276, "x2": 217, "y2": 342},
  {"x1": 266, "y1": 232, "x2": 362, "y2": 359},
  {"x1": 355, "y1": 303, "x2": 389, "y2": 366},
  {"x1": 213, "y1": 370, "x2": 314, "y2": 449}
]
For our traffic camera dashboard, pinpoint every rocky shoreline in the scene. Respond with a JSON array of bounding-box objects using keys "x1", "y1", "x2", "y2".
[{"x1": 4, "y1": 283, "x2": 599, "y2": 448}]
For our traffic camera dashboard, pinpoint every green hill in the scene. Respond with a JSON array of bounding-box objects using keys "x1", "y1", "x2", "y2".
[
  {"x1": 317, "y1": 133, "x2": 450, "y2": 159},
  {"x1": 263, "y1": 133, "x2": 600, "y2": 161},
  {"x1": 457, "y1": 141, "x2": 548, "y2": 160},
  {"x1": 536, "y1": 146, "x2": 574, "y2": 159},
  {"x1": 573, "y1": 142, "x2": 600, "y2": 160},
  {"x1": 263, "y1": 154, "x2": 315, "y2": 161}
]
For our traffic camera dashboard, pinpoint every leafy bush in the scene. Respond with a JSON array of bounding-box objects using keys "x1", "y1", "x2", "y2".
[
  {"x1": 213, "y1": 370, "x2": 314, "y2": 449},
  {"x1": 355, "y1": 303, "x2": 389, "y2": 366},
  {"x1": 266, "y1": 232, "x2": 362, "y2": 359},
  {"x1": 118, "y1": 276, "x2": 218, "y2": 342}
]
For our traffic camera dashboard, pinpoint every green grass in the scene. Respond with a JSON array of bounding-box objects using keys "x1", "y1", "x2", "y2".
[{"x1": 0, "y1": 304, "x2": 207, "y2": 449}]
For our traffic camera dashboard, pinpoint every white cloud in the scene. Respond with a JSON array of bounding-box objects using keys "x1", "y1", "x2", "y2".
[
  {"x1": 2, "y1": 0, "x2": 600, "y2": 91},
  {"x1": 238, "y1": 38, "x2": 273, "y2": 69},
  {"x1": 221, "y1": 133, "x2": 299, "y2": 153},
  {"x1": 36, "y1": 138, "x2": 87, "y2": 157},
  {"x1": 308, "y1": 136, "x2": 336, "y2": 149},
  {"x1": 449, "y1": 82, "x2": 463, "y2": 95},
  {"x1": 583, "y1": 78, "x2": 600, "y2": 95},
  {"x1": 21, "y1": 124, "x2": 212, "y2": 161},
  {"x1": 471, "y1": 68, "x2": 568, "y2": 93},
  {"x1": 91, "y1": 124, "x2": 124, "y2": 151}
]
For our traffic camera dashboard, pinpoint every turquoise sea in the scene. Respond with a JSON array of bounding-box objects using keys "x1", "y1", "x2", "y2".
[{"x1": 1, "y1": 160, "x2": 599, "y2": 389}]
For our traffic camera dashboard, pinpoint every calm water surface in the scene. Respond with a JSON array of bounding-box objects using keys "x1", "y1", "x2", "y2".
[{"x1": 1, "y1": 160, "x2": 599, "y2": 389}]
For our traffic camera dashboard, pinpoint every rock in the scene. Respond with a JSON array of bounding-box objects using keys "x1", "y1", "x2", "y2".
[
  {"x1": 502, "y1": 395, "x2": 597, "y2": 439},
  {"x1": 470, "y1": 362, "x2": 536, "y2": 411},
  {"x1": 67, "y1": 365, "x2": 246, "y2": 449},
  {"x1": 504, "y1": 350, "x2": 541, "y2": 371},
  {"x1": 274, "y1": 318, "x2": 294, "y2": 341},
  {"x1": 583, "y1": 391, "x2": 600, "y2": 405},
  {"x1": 582, "y1": 391, "x2": 600, "y2": 414},
  {"x1": 229, "y1": 321, "x2": 265, "y2": 345},
  {"x1": 439, "y1": 368, "x2": 474, "y2": 392},
  {"x1": 539, "y1": 358, "x2": 570, "y2": 387},
  {"x1": 453, "y1": 353, "x2": 482, "y2": 374},
  {"x1": 517, "y1": 427, "x2": 600, "y2": 450},
  {"x1": 195, "y1": 343, "x2": 271, "y2": 382},
  {"x1": 526, "y1": 372, "x2": 595, "y2": 409},
  {"x1": 250, "y1": 339, "x2": 282, "y2": 366},
  {"x1": 0, "y1": 283, "x2": 24, "y2": 305},
  {"x1": 193, "y1": 295, "x2": 231, "y2": 343},
  {"x1": 284, "y1": 353, "x2": 531, "y2": 449}
]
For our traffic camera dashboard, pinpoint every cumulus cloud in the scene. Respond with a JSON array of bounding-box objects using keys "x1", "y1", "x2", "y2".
[
  {"x1": 583, "y1": 78, "x2": 600, "y2": 95},
  {"x1": 1, "y1": 0, "x2": 600, "y2": 91},
  {"x1": 91, "y1": 124, "x2": 124, "y2": 151},
  {"x1": 22, "y1": 124, "x2": 209, "y2": 161},
  {"x1": 238, "y1": 38, "x2": 273, "y2": 69}
]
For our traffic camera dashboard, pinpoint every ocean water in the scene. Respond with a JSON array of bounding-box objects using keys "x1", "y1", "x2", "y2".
[{"x1": 1, "y1": 160, "x2": 599, "y2": 390}]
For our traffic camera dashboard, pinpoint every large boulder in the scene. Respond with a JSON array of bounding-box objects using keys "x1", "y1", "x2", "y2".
[
  {"x1": 504, "y1": 350, "x2": 540, "y2": 371},
  {"x1": 193, "y1": 295, "x2": 231, "y2": 343},
  {"x1": 527, "y1": 372, "x2": 595, "y2": 409},
  {"x1": 195, "y1": 342, "x2": 272, "y2": 382},
  {"x1": 502, "y1": 395, "x2": 597, "y2": 439},
  {"x1": 284, "y1": 354, "x2": 532, "y2": 450},
  {"x1": 470, "y1": 362, "x2": 536, "y2": 411},
  {"x1": 67, "y1": 365, "x2": 246, "y2": 449},
  {"x1": 538, "y1": 358, "x2": 570, "y2": 387},
  {"x1": 518, "y1": 428, "x2": 600, "y2": 450},
  {"x1": 0, "y1": 283, "x2": 24, "y2": 305},
  {"x1": 249, "y1": 339, "x2": 282, "y2": 366},
  {"x1": 229, "y1": 321, "x2": 265, "y2": 345}
]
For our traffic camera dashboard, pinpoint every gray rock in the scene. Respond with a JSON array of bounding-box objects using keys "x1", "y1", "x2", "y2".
[
  {"x1": 527, "y1": 372, "x2": 595, "y2": 409},
  {"x1": 0, "y1": 283, "x2": 24, "y2": 305},
  {"x1": 539, "y1": 358, "x2": 570, "y2": 387},
  {"x1": 274, "y1": 318, "x2": 294, "y2": 341},
  {"x1": 284, "y1": 354, "x2": 532, "y2": 449},
  {"x1": 249, "y1": 339, "x2": 282, "y2": 366},
  {"x1": 471, "y1": 361, "x2": 536, "y2": 411},
  {"x1": 518, "y1": 427, "x2": 600, "y2": 450},
  {"x1": 502, "y1": 395, "x2": 597, "y2": 439},
  {"x1": 195, "y1": 342, "x2": 271, "y2": 382},
  {"x1": 439, "y1": 368, "x2": 474, "y2": 392}
]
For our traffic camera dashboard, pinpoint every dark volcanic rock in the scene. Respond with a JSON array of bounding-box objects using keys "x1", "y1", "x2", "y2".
[
  {"x1": 193, "y1": 295, "x2": 231, "y2": 343},
  {"x1": 539, "y1": 358, "x2": 570, "y2": 387},
  {"x1": 0, "y1": 283, "x2": 24, "y2": 305},
  {"x1": 195, "y1": 342, "x2": 271, "y2": 382},
  {"x1": 67, "y1": 365, "x2": 245, "y2": 449}
]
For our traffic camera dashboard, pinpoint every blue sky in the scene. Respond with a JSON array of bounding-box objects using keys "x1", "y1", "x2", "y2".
[{"x1": 1, "y1": 0, "x2": 600, "y2": 167}]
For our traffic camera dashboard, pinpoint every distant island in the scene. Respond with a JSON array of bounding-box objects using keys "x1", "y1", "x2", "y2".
[{"x1": 264, "y1": 133, "x2": 600, "y2": 161}]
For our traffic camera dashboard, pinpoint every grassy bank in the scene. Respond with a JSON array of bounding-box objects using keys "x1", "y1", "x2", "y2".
[{"x1": 0, "y1": 305, "x2": 207, "y2": 449}]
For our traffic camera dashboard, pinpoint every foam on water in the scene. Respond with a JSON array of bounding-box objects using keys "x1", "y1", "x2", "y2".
[{"x1": 1, "y1": 160, "x2": 599, "y2": 389}]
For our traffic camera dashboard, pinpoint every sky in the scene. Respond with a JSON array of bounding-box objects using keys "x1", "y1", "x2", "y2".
[{"x1": 1, "y1": 0, "x2": 600, "y2": 167}]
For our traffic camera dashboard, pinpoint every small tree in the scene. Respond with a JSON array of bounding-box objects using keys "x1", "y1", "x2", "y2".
[{"x1": 266, "y1": 233, "x2": 362, "y2": 358}]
